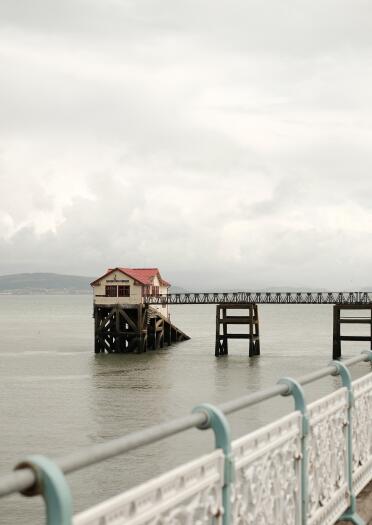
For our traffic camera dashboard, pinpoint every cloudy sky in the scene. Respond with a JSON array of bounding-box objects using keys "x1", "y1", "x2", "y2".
[{"x1": 1, "y1": 1, "x2": 372, "y2": 289}]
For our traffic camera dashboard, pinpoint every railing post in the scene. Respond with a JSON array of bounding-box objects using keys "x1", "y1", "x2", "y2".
[
  {"x1": 331, "y1": 359, "x2": 365, "y2": 525},
  {"x1": 193, "y1": 403, "x2": 233, "y2": 525},
  {"x1": 15, "y1": 455, "x2": 72, "y2": 525},
  {"x1": 361, "y1": 349, "x2": 372, "y2": 363},
  {"x1": 277, "y1": 377, "x2": 309, "y2": 525}
]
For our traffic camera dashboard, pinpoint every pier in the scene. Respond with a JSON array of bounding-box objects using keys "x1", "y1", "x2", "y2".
[
  {"x1": 1, "y1": 350, "x2": 371, "y2": 524},
  {"x1": 147, "y1": 291, "x2": 372, "y2": 358},
  {"x1": 91, "y1": 269, "x2": 372, "y2": 357}
]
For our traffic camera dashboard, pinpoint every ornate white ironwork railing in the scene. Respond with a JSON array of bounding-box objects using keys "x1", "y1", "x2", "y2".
[
  {"x1": 231, "y1": 412, "x2": 302, "y2": 525},
  {"x1": 352, "y1": 372, "x2": 372, "y2": 494},
  {"x1": 73, "y1": 450, "x2": 225, "y2": 525},
  {"x1": 307, "y1": 388, "x2": 349, "y2": 525},
  {"x1": 0, "y1": 351, "x2": 371, "y2": 525}
]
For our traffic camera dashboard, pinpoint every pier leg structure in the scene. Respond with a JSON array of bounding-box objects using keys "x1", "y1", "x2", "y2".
[
  {"x1": 94, "y1": 304, "x2": 190, "y2": 354},
  {"x1": 333, "y1": 304, "x2": 372, "y2": 359},
  {"x1": 215, "y1": 303, "x2": 260, "y2": 357}
]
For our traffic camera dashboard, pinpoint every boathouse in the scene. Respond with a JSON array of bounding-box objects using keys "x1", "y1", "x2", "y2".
[
  {"x1": 91, "y1": 267, "x2": 170, "y2": 317},
  {"x1": 90, "y1": 267, "x2": 189, "y2": 353}
]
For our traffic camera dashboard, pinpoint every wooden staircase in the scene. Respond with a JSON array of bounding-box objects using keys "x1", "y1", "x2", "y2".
[{"x1": 146, "y1": 306, "x2": 190, "y2": 350}]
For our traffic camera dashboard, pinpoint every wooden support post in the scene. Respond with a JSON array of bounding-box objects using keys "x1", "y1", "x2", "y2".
[
  {"x1": 166, "y1": 321, "x2": 172, "y2": 346},
  {"x1": 94, "y1": 306, "x2": 101, "y2": 353},
  {"x1": 222, "y1": 306, "x2": 228, "y2": 355},
  {"x1": 215, "y1": 306, "x2": 221, "y2": 356},
  {"x1": 136, "y1": 304, "x2": 146, "y2": 353},
  {"x1": 333, "y1": 305, "x2": 341, "y2": 359},
  {"x1": 215, "y1": 303, "x2": 260, "y2": 357},
  {"x1": 254, "y1": 304, "x2": 260, "y2": 356},
  {"x1": 333, "y1": 304, "x2": 372, "y2": 358},
  {"x1": 115, "y1": 306, "x2": 120, "y2": 353},
  {"x1": 93, "y1": 304, "x2": 189, "y2": 354},
  {"x1": 249, "y1": 304, "x2": 254, "y2": 357}
]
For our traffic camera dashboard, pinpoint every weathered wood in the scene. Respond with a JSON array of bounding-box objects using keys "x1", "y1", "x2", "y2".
[
  {"x1": 253, "y1": 304, "x2": 260, "y2": 356},
  {"x1": 215, "y1": 303, "x2": 260, "y2": 357},
  {"x1": 333, "y1": 305, "x2": 341, "y2": 359},
  {"x1": 94, "y1": 304, "x2": 189, "y2": 353},
  {"x1": 333, "y1": 305, "x2": 372, "y2": 358},
  {"x1": 118, "y1": 308, "x2": 138, "y2": 331},
  {"x1": 222, "y1": 307, "x2": 228, "y2": 355},
  {"x1": 249, "y1": 305, "x2": 254, "y2": 357},
  {"x1": 339, "y1": 335, "x2": 372, "y2": 341},
  {"x1": 340, "y1": 318, "x2": 371, "y2": 324},
  {"x1": 215, "y1": 306, "x2": 221, "y2": 356},
  {"x1": 221, "y1": 316, "x2": 258, "y2": 324}
]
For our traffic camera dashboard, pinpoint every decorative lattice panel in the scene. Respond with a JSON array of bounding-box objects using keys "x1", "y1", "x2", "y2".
[
  {"x1": 231, "y1": 412, "x2": 302, "y2": 525},
  {"x1": 307, "y1": 388, "x2": 349, "y2": 525},
  {"x1": 73, "y1": 450, "x2": 224, "y2": 525},
  {"x1": 352, "y1": 372, "x2": 372, "y2": 494}
]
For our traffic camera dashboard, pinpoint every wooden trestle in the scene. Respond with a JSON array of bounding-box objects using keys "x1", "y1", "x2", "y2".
[
  {"x1": 333, "y1": 304, "x2": 372, "y2": 359},
  {"x1": 94, "y1": 304, "x2": 190, "y2": 353},
  {"x1": 215, "y1": 304, "x2": 260, "y2": 357}
]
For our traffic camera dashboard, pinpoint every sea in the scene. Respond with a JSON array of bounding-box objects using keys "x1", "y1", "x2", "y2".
[{"x1": 0, "y1": 295, "x2": 370, "y2": 523}]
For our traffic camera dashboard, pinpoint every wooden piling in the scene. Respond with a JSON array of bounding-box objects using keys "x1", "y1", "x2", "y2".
[
  {"x1": 94, "y1": 304, "x2": 189, "y2": 354},
  {"x1": 333, "y1": 305, "x2": 341, "y2": 359},
  {"x1": 333, "y1": 304, "x2": 372, "y2": 359},
  {"x1": 215, "y1": 303, "x2": 260, "y2": 357}
]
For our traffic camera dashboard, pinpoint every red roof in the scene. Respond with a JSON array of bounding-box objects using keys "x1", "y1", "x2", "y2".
[{"x1": 90, "y1": 267, "x2": 170, "y2": 287}]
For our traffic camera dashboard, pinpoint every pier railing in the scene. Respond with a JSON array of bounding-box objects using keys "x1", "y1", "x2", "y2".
[
  {"x1": 0, "y1": 352, "x2": 371, "y2": 525},
  {"x1": 145, "y1": 291, "x2": 372, "y2": 304}
]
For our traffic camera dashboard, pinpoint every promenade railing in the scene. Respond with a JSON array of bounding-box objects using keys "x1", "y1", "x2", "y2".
[{"x1": 0, "y1": 351, "x2": 371, "y2": 525}]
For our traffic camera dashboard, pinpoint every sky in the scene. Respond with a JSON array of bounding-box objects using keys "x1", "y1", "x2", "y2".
[{"x1": 1, "y1": 0, "x2": 372, "y2": 290}]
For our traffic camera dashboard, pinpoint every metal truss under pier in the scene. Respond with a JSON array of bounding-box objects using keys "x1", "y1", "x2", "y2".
[
  {"x1": 94, "y1": 304, "x2": 190, "y2": 353},
  {"x1": 145, "y1": 291, "x2": 372, "y2": 305}
]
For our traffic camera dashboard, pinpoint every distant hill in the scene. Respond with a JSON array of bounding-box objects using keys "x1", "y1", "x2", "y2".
[
  {"x1": 0, "y1": 273, "x2": 94, "y2": 294},
  {"x1": 169, "y1": 285, "x2": 188, "y2": 293},
  {"x1": 0, "y1": 273, "x2": 188, "y2": 295}
]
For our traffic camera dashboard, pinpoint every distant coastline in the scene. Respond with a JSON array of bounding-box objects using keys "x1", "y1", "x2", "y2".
[
  {"x1": 0, "y1": 272, "x2": 369, "y2": 295},
  {"x1": 0, "y1": 272, "x2": 188, "y2": 295},
  {"x1": 0, "y1": 272, "x2": 93, "y2": 295},
  {"x1": 0, "y1": 289, "x2": 91, "y2": 295}
]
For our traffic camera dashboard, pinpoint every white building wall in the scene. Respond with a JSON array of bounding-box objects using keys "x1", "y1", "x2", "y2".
[
  {"x1": 93, "y1": 270, "x2": 170, "y2": 317},
  {"x1": 149, "y1": 275, "x2": 169, "y2": 317},
  {"x1": 93, "y1": 271, "x2": 142, "y2": 305}
]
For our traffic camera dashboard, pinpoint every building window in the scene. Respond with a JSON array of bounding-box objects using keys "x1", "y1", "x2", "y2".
[
  {"x1": 142, "y1": 285, "x2": 150, "y2": 297},
  {"x1": 118, "y1": 285, "x2": 130, "y2": 297},
  {"x1": 153, "y1": 286, "x2": 159, "y2": 296},
  {"x1": 105, "y1": 285, "x2": 117, "y2": 297}
]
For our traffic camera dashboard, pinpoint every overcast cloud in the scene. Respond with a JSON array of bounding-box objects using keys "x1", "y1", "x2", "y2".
[{"x1": 1, "y1": 0, "x2": 372, "y2": 289}]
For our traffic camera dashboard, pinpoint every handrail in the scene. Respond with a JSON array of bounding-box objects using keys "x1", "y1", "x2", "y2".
[{"x1": 0, "y1": 352, "x2": 371, "y2": 501}]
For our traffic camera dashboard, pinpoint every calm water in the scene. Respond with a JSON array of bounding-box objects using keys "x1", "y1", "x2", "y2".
[{"x1": 0, "y1": 295, "x2": 370, "y2": 523}]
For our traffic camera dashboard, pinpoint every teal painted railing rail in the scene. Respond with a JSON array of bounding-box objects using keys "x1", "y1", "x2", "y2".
[{"x1": 0, "y1": 351, "x2": 371, "y2": 525}]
